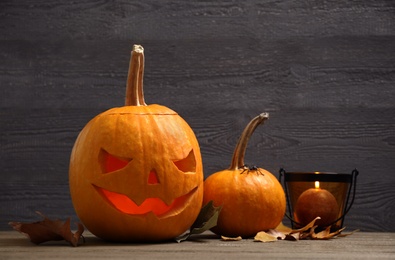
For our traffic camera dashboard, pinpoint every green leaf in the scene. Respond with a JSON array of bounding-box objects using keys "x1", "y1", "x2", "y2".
[{"x1": 176, "y1": 201, "x2": 222, "y2": 243}]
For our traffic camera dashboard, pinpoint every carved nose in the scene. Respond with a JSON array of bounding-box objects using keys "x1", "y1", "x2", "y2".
[{"x1": 148, "y1": 170, "x2": 159, "y2": 184}]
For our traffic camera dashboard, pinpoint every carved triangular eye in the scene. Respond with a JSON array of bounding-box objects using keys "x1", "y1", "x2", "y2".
[
  {"x1": 100, "y1": 149, "x2": 132, "y2": 173},
  {"x1": 173, "y1": 149, "x2": 196, "y2": 173}
]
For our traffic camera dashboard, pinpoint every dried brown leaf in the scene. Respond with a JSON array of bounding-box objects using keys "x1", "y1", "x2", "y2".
[
  {"x1": 221, "y1": 235, "x2": 242, "y2": 241},
  {"x1": 337, "y1": 229, "x2": 359, "y2": 237},
  {"x1": 9, "y1": 211, "x2": 84, "y2": 247},
  {"x1": 254, "y1": 215, "x2": 357, "y2": 243},
  {"x1": 284, "y1": 233, "x2": 300, "y2": 241},
  {"x1": 176, "y1": 201, "x2": 222, "y2": 242},
  {"x1": 254, "y1": 231, "x2": 278, "y2": 242},
  {"x1": 299, "y1": 226, "x2": 315, "y2": 240},
  {"x1": 275, "y1": 222, "x2": 293, "y2": 233},
  {"x1": 266, "y1": 229, "x2": 286, "y2": 240},
  {"x1": 311, "y1": 226, "x2": 346, "y2": 240},
  {"x1": 289, "y1": 217, "x2": 321, "y2": 234}
]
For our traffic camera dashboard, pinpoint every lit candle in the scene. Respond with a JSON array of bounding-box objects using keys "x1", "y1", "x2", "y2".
[{"x1": 294, "y1": 181, "x2": 339, "y2": 227}]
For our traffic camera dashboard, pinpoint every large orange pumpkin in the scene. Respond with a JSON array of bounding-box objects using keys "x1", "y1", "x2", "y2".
[
  {"x1": 203, "y1": 113, "x2": 286, "y2": 238},
  {"x1": 69, "y1": 45, "x2": 203, "y2": 242}
]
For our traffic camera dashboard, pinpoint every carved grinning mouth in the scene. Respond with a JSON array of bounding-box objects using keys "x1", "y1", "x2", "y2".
[{"x1": 95, "y1": 186, "x2": 198, "y2": 218}]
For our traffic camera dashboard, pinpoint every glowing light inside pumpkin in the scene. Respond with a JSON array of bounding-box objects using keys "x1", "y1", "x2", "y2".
[
  {"x1": 101, "y1": 149, "x2": 132, "y2": 173},
  {"x1": 173, "y1": 149, "x2": 196, "y2": 173},
  {"x1": 148, "y1": 170, "x2": 160, "y2": 184},
  {"x1": 95, "y1": 149, "x2": 198, "y2": 216},
  {"x1": 96, "y1": 186, "x2": 197, "y2": 216},
  {"x1": 315, "y1": 181, "x2": 320, "y2": 189}
]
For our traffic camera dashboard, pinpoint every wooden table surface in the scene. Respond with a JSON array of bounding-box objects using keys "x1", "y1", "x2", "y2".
[{"x1": 1, "y1": 231, "x2": 394, "y2": 259}]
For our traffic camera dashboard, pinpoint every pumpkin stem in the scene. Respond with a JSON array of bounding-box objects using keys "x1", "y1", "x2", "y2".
[
  {"x1": 229, "y1": 113, "x2": 269, "y2": 170},
  {"x1": 125, "y1": 44, "x2": 147, "y2": 106}
]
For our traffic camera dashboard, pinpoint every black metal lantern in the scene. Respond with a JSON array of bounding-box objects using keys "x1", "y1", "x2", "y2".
[{"x1": 279, "y1": 168, "x2": 358, "y2": 231}]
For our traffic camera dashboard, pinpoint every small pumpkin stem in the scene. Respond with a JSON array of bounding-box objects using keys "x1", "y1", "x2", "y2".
[
  {"x1": 125, "y1": 44, "x2": 147, "y2": 106},
  {"x1": 229, "y1": 113, "x2": 269, "y2": 171}
]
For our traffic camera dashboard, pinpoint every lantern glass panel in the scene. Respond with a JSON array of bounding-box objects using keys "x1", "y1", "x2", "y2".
[{"x1": 279, "y1": 170, "x2": 358, "y2": 231}]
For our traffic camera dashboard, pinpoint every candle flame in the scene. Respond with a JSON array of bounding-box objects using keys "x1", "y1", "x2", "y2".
[{"x1": 315, "y1": 181, "x2": 320, "y2": 189}]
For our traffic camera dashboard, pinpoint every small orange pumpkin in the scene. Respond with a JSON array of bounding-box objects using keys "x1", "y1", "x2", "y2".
[
  {"x1": 203, "y1": 113, "x2": 286, "y2": 238},
  {"x1": 69, "y1": 45, "x2": 203, "y2": 242}
]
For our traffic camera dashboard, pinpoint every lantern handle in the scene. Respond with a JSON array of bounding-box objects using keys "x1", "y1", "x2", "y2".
[
  {"x1": 278, "y1": 168, "x2": 296, "y2": 225},
  {"x1": 341, "y1": 169, "x2": 359, "y2": 219},
  {"x1": 324, "y1": 168, "x2": 359, "y2": 228}
]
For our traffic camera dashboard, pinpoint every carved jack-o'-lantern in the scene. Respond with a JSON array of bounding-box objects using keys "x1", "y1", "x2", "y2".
[{"x1": 69, "y1": 45, "x2": 203, "y2": 242}]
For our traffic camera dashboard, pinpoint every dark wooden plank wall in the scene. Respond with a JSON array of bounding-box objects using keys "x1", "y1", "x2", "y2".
[{"x1": 1, "y1": 1, "x2": 394, "y2": 232}]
